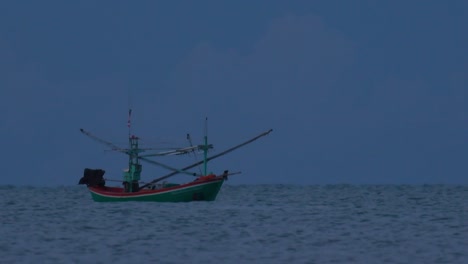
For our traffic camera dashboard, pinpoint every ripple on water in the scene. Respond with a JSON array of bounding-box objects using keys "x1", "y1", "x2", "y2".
[{"x1": 0, "y1": 184, "x2": 467, "y2": 263}]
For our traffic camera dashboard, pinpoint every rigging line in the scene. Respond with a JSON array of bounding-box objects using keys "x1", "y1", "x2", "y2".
[{"x1": 138, "y1": 156, "x2": 197, "y2": 177}]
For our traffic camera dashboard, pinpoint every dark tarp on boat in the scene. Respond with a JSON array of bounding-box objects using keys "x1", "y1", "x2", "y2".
[{"x1": 79, "y1": 168, "x2": 106, "y2": 187}]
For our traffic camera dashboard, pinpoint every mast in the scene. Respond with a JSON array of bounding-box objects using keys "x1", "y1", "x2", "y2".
[
  {"x1": 123, "y1": 108, "x2": 141, "y2": 192},
  {"x1": 123, "y1": 135, "x2": 142, "y2": 192}
]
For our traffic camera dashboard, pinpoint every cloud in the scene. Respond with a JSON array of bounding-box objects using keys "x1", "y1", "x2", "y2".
[
  {"x1": 164, "y1": 14, "x2": 355, "y2": 128},
  {"x1": 159, "y1": 14, "x2": 358, "y2": 183},
  {"x1": 160, "y1": 13, "x2": 468, "y2": 184},
  {"x1": 2, "y1": 10, "x2": 466, "y2": 185}
]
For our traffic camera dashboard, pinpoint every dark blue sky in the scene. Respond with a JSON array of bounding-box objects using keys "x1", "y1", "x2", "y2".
[{"x1": 1, "y1": 1, "x2": 467, "y2": 186}]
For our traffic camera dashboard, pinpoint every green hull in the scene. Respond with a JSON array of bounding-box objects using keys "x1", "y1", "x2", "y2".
[{"x1": 88, "y1": 178, "x2": 224, "y2": 202}]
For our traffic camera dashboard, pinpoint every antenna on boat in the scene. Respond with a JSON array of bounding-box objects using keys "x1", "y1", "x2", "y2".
[
  {"x1": 127, "y1": 86, "x2": 133, "y2": 138},
  {"x1": 203, "y1": 117, "x2": 208, "y2": 176},
  {"x1": 187, "y1": 133, "x2": 203, "y2": 175},
  {"x1": 127, "y1": 108, "x2": 132, "y2": 138}
]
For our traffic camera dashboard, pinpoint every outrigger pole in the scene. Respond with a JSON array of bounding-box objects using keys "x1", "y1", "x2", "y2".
[
  {"x1": 79, "y1": 128, "x2": 206, "y2": 177},
  {"x1": 138, "y1": 128, "x2": 273, "y2": 190},
  {"x1": 79, "y1": 129, "x2": 126, "y2": 152}
]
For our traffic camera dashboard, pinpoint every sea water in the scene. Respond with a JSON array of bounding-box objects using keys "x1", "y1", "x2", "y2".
[{"x1": 0, "y1": 185, "x2": 466, "y2": 264}]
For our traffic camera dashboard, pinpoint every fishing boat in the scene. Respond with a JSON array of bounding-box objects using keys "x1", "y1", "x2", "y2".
[{"x1": 78, "y1": 112, "x2": 272, "y2": 202}]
